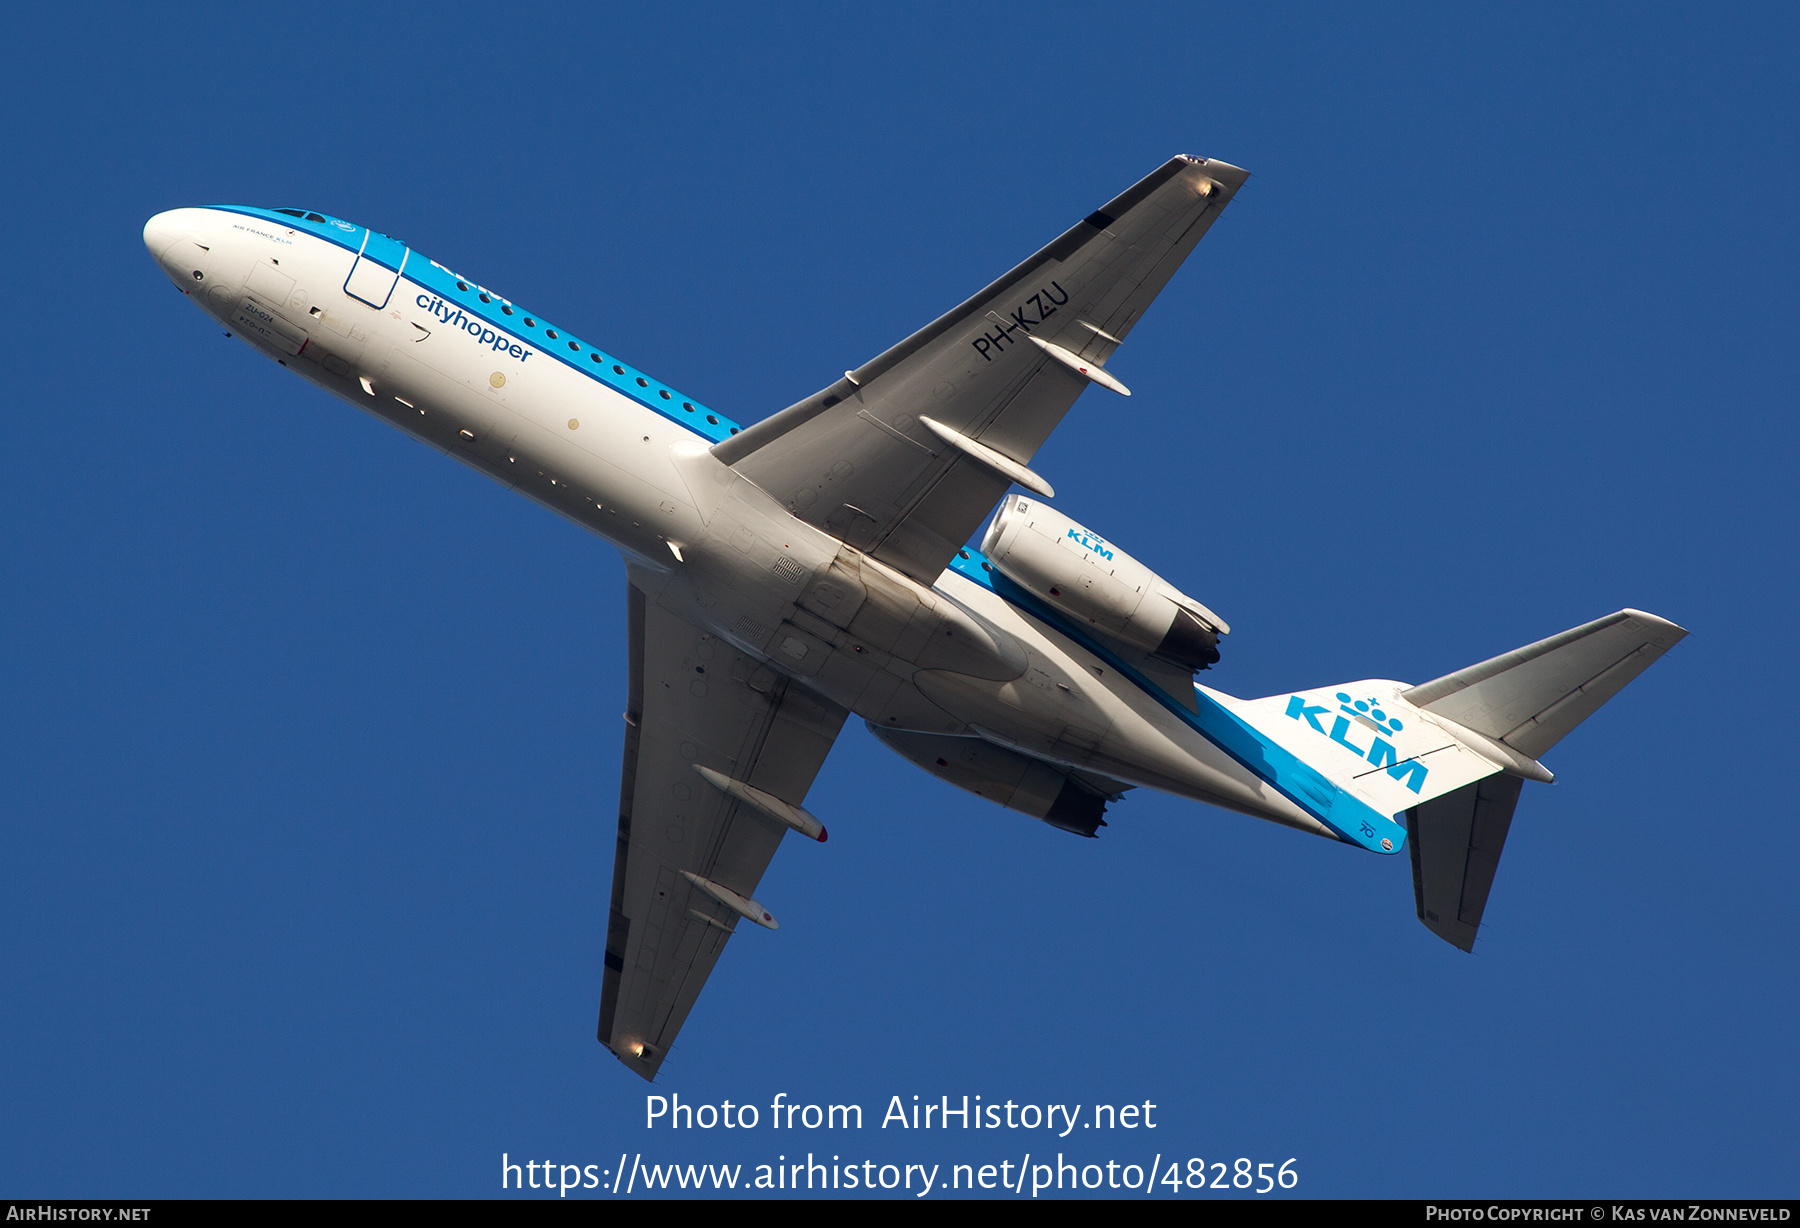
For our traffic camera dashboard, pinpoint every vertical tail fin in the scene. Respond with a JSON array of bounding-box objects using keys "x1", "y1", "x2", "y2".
[{"x1": 1406, "y1": 774, "x2": 1525, "y2": 952}]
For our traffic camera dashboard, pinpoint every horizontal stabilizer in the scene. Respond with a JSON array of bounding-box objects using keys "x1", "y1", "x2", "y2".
[
  {"x1": 1402, "y1": 610, "x2": 1687, "y2": 759},
  {"x1": 1406, "y1": 773, "x2": 1524, "y2": 952}
]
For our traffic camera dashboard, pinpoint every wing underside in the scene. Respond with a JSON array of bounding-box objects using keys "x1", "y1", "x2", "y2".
[
  {"x1": 715, "y1": 155, "x2": 1250, "y2": 585},
  {"x1": 599, "y1": 582, "x2": 847, "y2": 1080}
]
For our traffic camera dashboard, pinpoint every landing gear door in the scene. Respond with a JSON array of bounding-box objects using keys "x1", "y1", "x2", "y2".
[{"x1": 343, "y1": 227, "x2": 409, "y2": 310}]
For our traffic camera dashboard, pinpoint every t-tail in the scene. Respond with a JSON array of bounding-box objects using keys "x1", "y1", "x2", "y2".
[{"x1": 1230, "y1": 609, "x2": 1687, "y2": 951}]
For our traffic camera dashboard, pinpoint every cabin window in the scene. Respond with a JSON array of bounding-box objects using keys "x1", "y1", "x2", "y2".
[
  {"x1": 568, "y1": 341, "x2": 581, "y2": 352},
  {"x1": 501, "y1": 305, "x2": 513, "y2": 315},
  {"x1": 479, "y1": 293, "x2": 491, "y2": 303},
  {"x1": 658, "y1": 390, "x2": 671, "y2": 400},
  {"x1": 682, "y1": 401, "x2": 694, "y2": 412},
  {"x1": 635, "y1": 377, "x2": 648, "y2": 388},
  {"x1": 706, "y1": 415, "x2": 718, "y2": 425},
  {"x1": 545, "y1": 329, "x2": 558, "y2": 339},
  {"x1": 456, "y1": 281, "x2": 469, "y2": 291},
  {"x1": 523, "y1": 318, "x2": 536, "y2": 328},
  {"x1": 613, "y1": 364, "x2": 625, "y2": 375}
]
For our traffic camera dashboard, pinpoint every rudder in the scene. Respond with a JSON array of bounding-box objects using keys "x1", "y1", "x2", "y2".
[{"x1": 1406, "y1": 773, "x2": 1525, "y2": 952}]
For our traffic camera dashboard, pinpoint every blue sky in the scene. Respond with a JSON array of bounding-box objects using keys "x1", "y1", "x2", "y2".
[{"x1": 2, "y1": 2, "x2": 1794, "y2": 1199}]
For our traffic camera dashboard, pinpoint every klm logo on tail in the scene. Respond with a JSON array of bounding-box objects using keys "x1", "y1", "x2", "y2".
[{"x1": 1285, "y1": 691, "x2": 1428, "y2": 794}]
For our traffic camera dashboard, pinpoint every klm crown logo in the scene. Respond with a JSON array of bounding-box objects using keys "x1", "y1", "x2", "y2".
[{"x1": 1336, "y1": 692, "x2": 1404, "y2": 736}]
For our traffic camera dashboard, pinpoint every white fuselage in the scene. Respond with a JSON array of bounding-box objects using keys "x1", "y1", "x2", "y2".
[{"x1": 143, "y1": 206, "x2": 1340, "y2": 843}]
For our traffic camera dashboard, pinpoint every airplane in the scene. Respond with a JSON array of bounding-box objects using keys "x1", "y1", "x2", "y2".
[{"x1": 143, "y1": 155, "x2": 1686, "y2": 1081}]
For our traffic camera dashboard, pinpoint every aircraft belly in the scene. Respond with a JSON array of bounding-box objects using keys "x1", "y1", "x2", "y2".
[
  {"x1": 642, "y1": 517, "x2": 1331, "y2": 840},
  {"x1": 935, "y1": 574, "x2": 1334, "y2": 837},
  {"x1": 641, "y1": 563, "x2": 975, "y2": 740}
]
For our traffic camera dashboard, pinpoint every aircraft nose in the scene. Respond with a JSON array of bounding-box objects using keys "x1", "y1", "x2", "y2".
[
  {"x1": 143, "y1": 209, "x2": 189, "y2": 260},
  {"x1": 144, "y1": 207, "x2": 220, "y2": 291}
]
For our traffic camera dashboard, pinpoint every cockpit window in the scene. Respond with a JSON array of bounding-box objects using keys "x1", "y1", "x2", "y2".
[
  {"x1": 274, "y1": 209, "x2": 305, "y2": 218},
  {"x1": 306, "y1": 213, "x2": 327, "y2": 223}
]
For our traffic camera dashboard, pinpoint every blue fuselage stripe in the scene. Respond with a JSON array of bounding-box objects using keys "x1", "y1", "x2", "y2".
[
  {"x1": 946, "y1": 549, "x2": 1399, "y2": 850},
  {"x1": 210, "y1": 205, "x2": 740, "y2": 443}
]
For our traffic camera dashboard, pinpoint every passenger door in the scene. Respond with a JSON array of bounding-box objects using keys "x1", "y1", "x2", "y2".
[{"x1": 342, "y1": 228, "x2": 409, "y2": 310}]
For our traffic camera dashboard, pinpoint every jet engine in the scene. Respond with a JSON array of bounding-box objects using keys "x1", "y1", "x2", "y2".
[
  {"x1": 865, "y1": 724, "x2": 1122, "y2": 838},
  {"x1": 979, "y1": 494, "x2": 1229, "y2": 670}
]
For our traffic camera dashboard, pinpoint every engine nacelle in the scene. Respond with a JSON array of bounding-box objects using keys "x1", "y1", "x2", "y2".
[
  {"x1": 979, "y1": 494, "x2": 1229, "y2": 670},
  {"x1": 865, "y1": 724, "x2": 1115, "y2": 838}
]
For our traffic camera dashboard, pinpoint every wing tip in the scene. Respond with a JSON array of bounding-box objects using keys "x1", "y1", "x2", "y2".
[
  {"x1": 1179, "y1": 154, "x2": 1252, "y2": 185},
  {"x1": 604, "y1": 1038, "x2": 663, "y2": 1082},
  {"x1": 1619, "y1": 607, "x2": 1690, "y2": 643}
]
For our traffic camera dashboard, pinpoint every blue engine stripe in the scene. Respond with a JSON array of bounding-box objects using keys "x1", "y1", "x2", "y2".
[
  {"x1": 945, "y1": 548, "x2": 1406, "y2": 855},
  {"x1": 210, "y1": 205, "x2": 742, "y2": 444}
]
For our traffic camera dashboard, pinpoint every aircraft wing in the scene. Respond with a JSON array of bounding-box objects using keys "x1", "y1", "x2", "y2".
[
  {"x1": 598, "y1": 581, "x2": 848, "y2": 1080},
  {"x1": 713, "y1": 155, "x2": 1250, "y2": 585}
]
